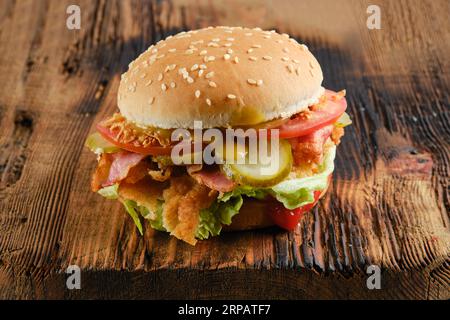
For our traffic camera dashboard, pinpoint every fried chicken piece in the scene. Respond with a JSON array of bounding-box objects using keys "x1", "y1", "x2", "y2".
[{"x1": 162, "y1": 176, "x2": 217, "y2": 245}]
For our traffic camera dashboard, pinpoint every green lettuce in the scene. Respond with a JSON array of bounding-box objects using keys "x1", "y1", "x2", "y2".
[
  {"x1": 97, "y1": 184, "x2": 166, "y2": 235},
  {"x1": 123, "y1": 200, "x2": 144, "y2": 235},
  {"x1": 85, "y1": 132, "x2": 120, "y2": 154},
  {"x1": 196, "y1": 196, "x2": 243, "y2": 239},
  {"x1": 97, "y1": 184, "x2": 119, "y2": 199},
  {"x1": 219, "y1": 185, "x2": 268, "y2": 202},
  {"x1": 335, "y1": 112, "x2": 352, "y2": 128}
]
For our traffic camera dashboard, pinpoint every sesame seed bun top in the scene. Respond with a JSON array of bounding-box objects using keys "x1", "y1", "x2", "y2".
[{"x1": 118, "y1": 26, "x2": 324, "y2": 129}]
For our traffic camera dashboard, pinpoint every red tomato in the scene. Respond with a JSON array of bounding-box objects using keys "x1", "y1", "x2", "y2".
[
  {"x1": 267, "y1": 190, "x2": 322, "y2": 231},
  {"x1": 96, "y1": 123, "x2": 173, "y2": 156},
  {"x1": 274, "y1": 90, "x2": 347, "y2": 139}
]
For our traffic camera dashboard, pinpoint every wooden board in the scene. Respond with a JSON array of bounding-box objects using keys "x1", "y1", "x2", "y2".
[{"x1": 0, "y1": 0, "x2": 448, "y2": 299}]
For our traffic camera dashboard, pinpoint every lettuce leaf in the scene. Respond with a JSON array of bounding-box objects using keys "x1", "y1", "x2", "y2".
[
  {"x1": 148, "y1": 200, "x2": 166, "y2": 232},
  {"x1": 219, "y1": 185, "x2": 267, "y2": 202},
  {"x1": 335, "y1": 112, "x2": 352, "y2": 128},
  {"x1": 196, "y1": 195, "x2": 243, "y2": 239},
  {"x1": 97, "y1": 184, "x2": 119, "y2": 199},
  {"x1": 122, "y1": 200, "x2": 144, "y2": 235},
  {"x1": 85, "y1": 132, "x2": 120, "y2": 154},
  {"x1": 97, "y1": 184, "x2": 166, "y2": 234}
]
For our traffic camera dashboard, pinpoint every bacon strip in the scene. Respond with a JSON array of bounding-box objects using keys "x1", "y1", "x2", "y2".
[
  {"x1": 103, "y1": 152, "x2": 147, "y2": 187},
  {"x1": 187, "y1": 165, "x2": 236, "y2": 193}
]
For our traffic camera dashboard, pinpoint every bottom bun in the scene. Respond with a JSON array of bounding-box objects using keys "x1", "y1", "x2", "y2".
[{"x1": 224, "y1": 177, "x2": 332, "y2": 231}]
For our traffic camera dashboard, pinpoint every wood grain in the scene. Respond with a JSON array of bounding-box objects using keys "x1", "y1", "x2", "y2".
[{"x1": 0, "y1": 0, "x2": 448, "y2": 299}]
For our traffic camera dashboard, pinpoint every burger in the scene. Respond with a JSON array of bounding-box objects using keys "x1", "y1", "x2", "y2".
[{"x1": 85, "y1": 26, "x2": 351, "y2": 245}]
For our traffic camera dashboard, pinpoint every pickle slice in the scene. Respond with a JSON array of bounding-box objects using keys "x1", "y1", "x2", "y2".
[
  {"x1": 221, "y1": 139, "x2": 292, "y2": 187},
  {"x1": 85, "y1": 132, "x2": 120, "y2": 154}
]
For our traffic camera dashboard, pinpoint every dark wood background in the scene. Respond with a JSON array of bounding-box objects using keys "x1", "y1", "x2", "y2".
[{"x1": 0, "y1": 0, "x2": 448, "y2": 299}]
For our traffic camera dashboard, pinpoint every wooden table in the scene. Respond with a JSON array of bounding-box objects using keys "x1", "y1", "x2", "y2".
[{"x1": 0, "y1": 0, "x2": 448, "y2": 299}]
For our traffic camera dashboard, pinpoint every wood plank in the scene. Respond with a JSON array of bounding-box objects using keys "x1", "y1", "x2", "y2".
[{"x1": 0, "y1": 0, "x2": 448, "y2": 299}]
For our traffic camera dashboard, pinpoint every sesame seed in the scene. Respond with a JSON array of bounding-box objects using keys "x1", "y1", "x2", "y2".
[
  {"x1": 212, "y1": 38, "x2": 220, "y2": 42},
  {"x1": 156, "y1": 54, "x2": 165, "y2": 59},
  {"x1": 282, "y1": 33, "x2": 289, "y2": 38},
  {"x1": 169, "y1": 64, "x2": 176, "y2": 70},
  {"x1": 227, "y1": 48, "x2": 233, "y2": 54},
  {"x1": 276, "y1": 40, "x2": 283, "y2": 44},
  {"x1": 198, "y1": 69, "x2": 204, "y2": 77},
  {"x1": 209, "y1": 81, "x2": 217, "y2": 88},
  {"x1": 161, "y1": 83, "x2": 167, "y2": 91},
  {"x1": 164, "y1": 66, "x2": 171, "y2": 73},
  {"x1": 287, "y1": 65, "x2": 294, "y2": 73},
  {"x1": 227, "y1": 37, "x2": 235, "y2": 41},
  {"x1": 199, "y1": 50, "x2": 207, "y2": 56},
  {"x1": 170, "y1": 82, "x2": 176, "y2": 88},
  {"x1": 224, "y1": 54, "x2": 231, "y2": 60},
  {"x1": 205, "y1": 71, "x2": 215, "y2": 79},
  {"x1": 245, "y1": 32, "x2": 253, "y2": 36},
  {"x1": 309, "y1": 69, "x2": 314, "y2": 77},
  {"x1": 206, "y1": 98, "x2": 212, "y2": 106},
  {"x1": 224, "y1": 30, "x2": 233, "y2": 34},
  {"x1": 223, "y1": 43, "x2": 232, "y2": 47},
  {"x1": 145, "y1": 79, "x2": 153, "y2": 86},
  {"x1": 203, "y1": 56, "x2": 209, "y2": 63},
  {"x1": 292, "y1": 59, "x2": 300, "y2": 64},
  {"x1": 189, "y1": 45, "x2": 197, "y2": 50},
  {"x1": 227, "y1": 94, "x2": 236, "y2": 99},
  {"x1": 185, "y1": 49, "x2": 194, "y2": 54},
  {"x1": 257, "y1": 79, "x2": 263, "y2": 86},
  {"x1": 300, "y1": 44, "x2": 308, "y2": 51},
  {"x1": 208, "y1": 42, "x2": 219, "y2": 47},
  {"x1": 140, "y1": 73, "x2": 147, "y2": 79},
  {"x1": 247, "y1": 48, "x2": 254, "y2": 53},
  {"x1": 247, "y1": 78, "x2": 257, "y2": 85},
  {"x1": 309, "y1": 61, "x2": 315, "y2": 69},
  {"x1": 191, "y1": 64, "x2": 199, "y2": 71},
  {"x1": 253, "y1": 27, "x2": 262, "y2": 31},
  {"x1": 148, "y1": 97, "x2": 155, "y2": 105},
  {"x1": 207, "y1": 56, "x2": 215, "y2": 62},
  {"x1": 281, "y1": 57, "x2": 289, "y2": 62},
  {"x1": 195, "y1": 90, "x2": 201, "y2": 98},
  {"x1": 283, "y1": 47, "x2": 289, "y2": 53},
  {"x1": 158, "y1": 73, "x2": 164, "y2": 81},
  {"x1": 249, "y1": 56, "x2": 258, "y2": 61},
  {"x1": 262, "y1": 55, "x2": 272, "y2": 60},
  {"x1": 233, "y1": 56, "x2": 239, "y2": 64},
  {"x1": 252, "y1": 44, "x2": 262, "y2": 48},
  {"x1": 289, "y1": 38, "x2": 298, "y2": 44},
  {"x1": 152, "y1": 48, "x2": 158, "y2": 54},
  {"x1": 187, "y1": 77, "x2": 194, "y2": 84},
  {"x1": 200, "y1": 64, "x2": 207, "y2": 69},
  {"x1": 263, "y1": 35, "x2": 271, "y2": 39},
  {"x1": 168, "y1": 48, "x2": 177, "y2": 53},
  {"x1": 296, "y1": 67, "x2": 300, "y2": 75}
]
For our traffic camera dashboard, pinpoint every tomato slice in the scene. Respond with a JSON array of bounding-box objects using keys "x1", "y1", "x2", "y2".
[
  {"x1": 267, "y1": 190, "x2": 322, "y2": 231},
  {"x1": 96, "y1": 123, "x2": 173, "y2": 156},
  {"x1": 274, "y1": 89, "x2": 347, "y2": 139}
]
